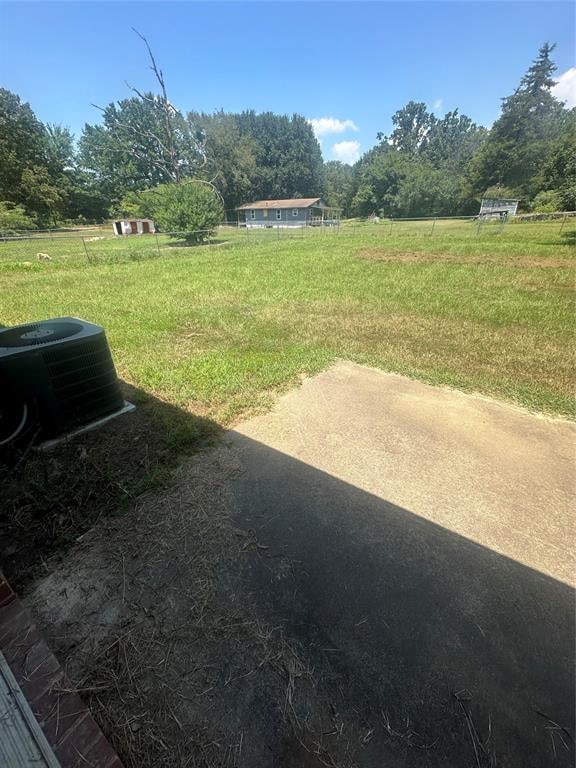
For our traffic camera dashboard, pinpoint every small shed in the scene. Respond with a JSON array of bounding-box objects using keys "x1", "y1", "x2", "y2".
[
  {"x1": 479, "y1": 198, "x2": 520, "y2": 219},
  {"x1": 236, "y1": 198, "x2": 340, "y2": 228},
  {"x1": 113, "y1": 219, "x2": 156, "y2": 236}
]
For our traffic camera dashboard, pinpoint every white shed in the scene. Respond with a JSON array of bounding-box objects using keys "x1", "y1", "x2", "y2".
[{"x1": 113, "y1": 219, "x2": 156, "y2": 236}]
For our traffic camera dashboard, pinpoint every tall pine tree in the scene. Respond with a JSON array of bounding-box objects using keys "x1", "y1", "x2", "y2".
[{"x1": 469, "y1": 43, "x2": 569, "y2": 200}]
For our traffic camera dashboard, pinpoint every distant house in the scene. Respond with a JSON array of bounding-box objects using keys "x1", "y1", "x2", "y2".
[
  {"x1": 112, "y1": 219, "x2": 155, "y2": 236},
  {"x1": 236, "y1": 198, "x2": 340, "y2": 228}
]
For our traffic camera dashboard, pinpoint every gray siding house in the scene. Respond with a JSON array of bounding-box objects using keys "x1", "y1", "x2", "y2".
[{"x1": 237, "y1": 198, "x2": 340, "y2": 228}]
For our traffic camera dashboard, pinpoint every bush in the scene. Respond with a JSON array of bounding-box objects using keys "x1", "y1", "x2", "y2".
[
  {"x1": 530, "y1": 190, "x2": 562, "y2": 213},
  {"x1": 122, "y1": 182, "x2": 223, "y2": 243},
  {"x1": 0, "y1": 201, "x2": 37, "y2": 234}
]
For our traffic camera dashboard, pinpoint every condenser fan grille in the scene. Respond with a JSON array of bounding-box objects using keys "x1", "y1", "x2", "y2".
[
  {"x1": 41, "y1": 339, "x2": 124, "y2": 426},
  {"x1": 0, "y1": 320, "x2": 84, "y2": 348}
]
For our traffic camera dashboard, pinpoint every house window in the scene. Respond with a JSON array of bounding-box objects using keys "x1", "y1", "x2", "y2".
[
  {"x1": 250, "y1": 210, "x2": 256, "y2": 220},
  {"x1": 276, "y1": 210, "x2": 282, "y2": 221},
  {"x1": 293, "y1": 208, "x2": 299, "y2": 217}
]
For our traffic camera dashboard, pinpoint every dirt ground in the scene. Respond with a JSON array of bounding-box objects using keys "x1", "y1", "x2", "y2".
[{"x1": 23, "y1": 363, "x2": 575, "y2": 767}]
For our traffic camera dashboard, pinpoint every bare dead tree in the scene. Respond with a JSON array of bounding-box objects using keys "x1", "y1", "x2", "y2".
[
  {"x1": 91, "y1": 30, "x2": 207, "y2": 183},
  {"x1": 88, "y1": 29, "x2": 225, "y2": 207},
  {"x1": 127, "y1": 28, "x2": 185, "y2": 183}
]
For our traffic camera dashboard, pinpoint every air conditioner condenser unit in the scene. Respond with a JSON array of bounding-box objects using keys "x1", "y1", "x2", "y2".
[{"x1": 0, "y1": 317, "x2": 133, "y2": 449}]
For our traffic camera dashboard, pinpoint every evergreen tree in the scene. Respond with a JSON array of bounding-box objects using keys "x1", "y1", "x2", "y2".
[{"x1": 469, "y1": 43, "x2": 568, "y2": 200}]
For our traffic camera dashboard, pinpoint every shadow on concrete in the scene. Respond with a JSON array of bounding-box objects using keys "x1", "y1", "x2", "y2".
[
  {"x1": 228, "y1": 432, "x2": 575, "y2": 767},
  {"x1": 3, "y1": 382, "x2": 574, "y2": 767}
]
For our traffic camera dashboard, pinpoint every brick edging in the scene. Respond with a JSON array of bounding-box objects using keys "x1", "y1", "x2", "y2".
[{"x1": 0, "y1": 571, "x2": 124, "y2": 768}]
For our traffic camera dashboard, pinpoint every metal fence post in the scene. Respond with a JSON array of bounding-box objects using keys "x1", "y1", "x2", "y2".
[
  {"x1": 430, "y1": 218, "x2": 437, "y2": 235},
  {"x1": 559, "y1": 212, "x2": 567, "y2": 235},
  {"x1": 81, "y1": 236, "x2": 90, "y2": 264},
  {"x1": 155, "y1": 233, "x2": 161, "y2": 257}
]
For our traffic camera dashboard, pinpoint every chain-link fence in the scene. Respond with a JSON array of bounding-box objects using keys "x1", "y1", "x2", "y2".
[
  {"x1": 0, "y1": 222, "x2": 343, "y2": 265},
  {"x1": 1, "y1": 212, "x2": 573, "y2": 266},
  {"x1": 0, "y1": 228, "x2": 229, "y2": 265},
  {"x1": 339, "y1": 211, "x2": 575, "y2": 239}
]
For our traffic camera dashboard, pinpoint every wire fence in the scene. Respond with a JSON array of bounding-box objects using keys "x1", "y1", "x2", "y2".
[
  {"x1": 1, "y1": 212, "x2": 574, "y2": 266},
  {"x1": 0, "y1": 222, "x2": 342, "y2": 265}
]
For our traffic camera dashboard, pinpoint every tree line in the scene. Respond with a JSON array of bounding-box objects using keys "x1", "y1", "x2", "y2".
[{"x1": 0, "y1": 42, "x2": 573, "y2": 232}]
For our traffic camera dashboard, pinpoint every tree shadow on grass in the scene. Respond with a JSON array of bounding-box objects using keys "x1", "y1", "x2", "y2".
[
  {"x1": 534, "y1": 228, "x2": 576, "y2": 247},
  {"x1": 162, "y1": 237, "x2": 232, "y2": 249}
]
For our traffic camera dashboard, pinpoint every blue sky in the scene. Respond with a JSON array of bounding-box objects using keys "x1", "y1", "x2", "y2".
[{"x1": 1, "y1": 1, "x2": 574, "y2": 163}]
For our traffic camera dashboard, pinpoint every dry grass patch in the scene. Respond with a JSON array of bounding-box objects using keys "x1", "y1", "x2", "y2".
[
  {"x1": 266, "y1": 302, "x2": 574, "y2": 413},
  {"x1": 356, "y1": 247, "x2": 575, "y2": 268}
]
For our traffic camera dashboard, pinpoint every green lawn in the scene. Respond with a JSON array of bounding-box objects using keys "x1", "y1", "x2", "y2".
[{"x1": 1, "y1": 220, "x2": 574, "y2": 433}]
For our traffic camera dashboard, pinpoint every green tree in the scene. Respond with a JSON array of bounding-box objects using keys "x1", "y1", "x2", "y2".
[
  {"x1": 0, "y1": 201, "x2": 37, "y2": 233},
  {"x1": 125, "y1": 182, "x2": 223, "y2": 243},
  {"x1": 0, "y1": 93, "x2": 101, "y2": 225},
  {"x1": 352, "y1": 145, "x2": 476, "y2": 218},
  {"x1": 43, "y1": 124, "x2": 112, "y2": 223},
  {"x1": 62, "y1": 169, "x2": 111, "y2": 222},
  {"x1": 45, "y1": 124, "x2": 75, "y2": 169},
  {"x1": 190, "y1": 111, "x2": 256, "y2": 215},
  {"x1": 351, "y1": 147, "x2": 412, "y2": 217},
  {"x1": 0, "y1": 89, "x2": 47, "y2": 205},
  {"x1": 323, "y1": 161, "x2": 355, "y2": 216},
  {"x1": 20, "y1": 167, "x2": 65, "y2": 226},
  {"x1": 79, "y1": 96, "x2": 205, "y2": 203},
  {"x1": 380, "y1": 101, "x2": 436, "y2": 156},
  {"x1": 538, "y1": 124, "x2": 576, "y2": 210},
  {"x1": 79, "y1": 29, "x2": 207, "y2": 206},
  {"x1": 425, "y1": 110, "x2": 487, "y2": 171},
  {"x1": 369, "y1": 102, "x2": 483, "y2": 217},
  {"x1": 0, "y1": 89, "x2": 68, "y2": 224},
  {"x1": 531, "y1": 190, "x2": 562, "y2": 213},
  {"x1": 469, "y1": 43, "x2": 568, "y2": 200},
  {"x1": 235, "y1": 111, "x2": 324, "y2": 201}
]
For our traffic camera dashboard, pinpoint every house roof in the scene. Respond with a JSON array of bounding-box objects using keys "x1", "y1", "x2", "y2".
[{"x1": 237, "y1": 198, "x2": 327, "y2": 210}]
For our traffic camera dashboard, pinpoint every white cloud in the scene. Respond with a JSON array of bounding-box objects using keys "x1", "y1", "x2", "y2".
[
  {"x1": 551, "y1": 68, "x2": 576, "y2": 108},
  {"x1": 332, "y1": 140, "x2": 361, "y2": 165},
  {"x1": 308, "y1": 117, "x2": 359, "y2": 137},
  {"x1": 432, "y1": 98, "x2": 443, "y2": 112}
]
